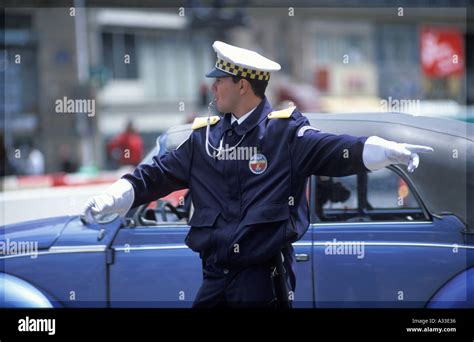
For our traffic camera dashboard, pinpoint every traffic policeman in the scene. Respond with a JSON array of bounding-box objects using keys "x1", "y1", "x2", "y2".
[{"x1": 83, "y1": 41, "x2": 433, "y2": 308}]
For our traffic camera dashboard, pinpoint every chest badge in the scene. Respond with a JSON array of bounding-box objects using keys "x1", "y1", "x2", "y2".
[{"x1": 249, "y1": 153, "x2": 268, "y2": 175}]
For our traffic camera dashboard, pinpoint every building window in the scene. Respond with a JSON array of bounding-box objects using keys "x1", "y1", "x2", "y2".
[
  {"x1": 315, "y1": 29, "x2": 373, "y2": 65},
  {"x1": 102, "y1": 31, "x2": 138, "y2": 79}
]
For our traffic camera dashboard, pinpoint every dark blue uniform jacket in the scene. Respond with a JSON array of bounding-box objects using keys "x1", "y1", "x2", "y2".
[{"x1": 122, "y1": 97, "x2": 369, "y2": 289}]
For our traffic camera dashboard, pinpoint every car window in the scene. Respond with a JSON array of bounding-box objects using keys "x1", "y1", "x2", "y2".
[
  {"x1": 320, "y1": 175, "x2": 357, "y2": 210},
  {"x1": 130, "y1": 189, "x2": 191, "y2": 227},
  {"x1": 367, "y1": 168, "x2": 420, "y2": 209},
  {"x1": 129, "y1": 130, "x2": 193, "y2": 227},
  {"x1": 315, "y1": 168, "x2": 428, "y2": 222}
]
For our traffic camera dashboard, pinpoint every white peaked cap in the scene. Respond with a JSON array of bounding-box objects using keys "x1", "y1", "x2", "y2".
[{"x1": 206, "y1": 41, "x2": 281, "y2": 81}]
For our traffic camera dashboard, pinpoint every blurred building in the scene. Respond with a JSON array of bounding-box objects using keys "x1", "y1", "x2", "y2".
[
  {"x1": 88, "y1": 9, "x2": 215, "y2": 168},
  {"x1": 234, "y1": 7, "x2": 467, "y2": 112},
  {"x1": 4, "y1": 9, "x2": 87, "y2": 174},
  {"x1": 1, "y1": 2, "x2": 471, "y2": 173},
  {"x1": 3, "y1": 7, "x2": 215, "y2": 172}
]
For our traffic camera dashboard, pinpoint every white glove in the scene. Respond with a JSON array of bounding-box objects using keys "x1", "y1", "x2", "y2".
[
  {"x1": 82, "y1": 179, "x2": 135, "y2": 223},
  {"x1": 362, "y1": 136, "x2": 434, "y2": 173}
]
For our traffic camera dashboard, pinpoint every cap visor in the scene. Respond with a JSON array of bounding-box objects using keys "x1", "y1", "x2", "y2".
[{"x1": 205, "y1": 67, "x2": 234, "y2": 78}]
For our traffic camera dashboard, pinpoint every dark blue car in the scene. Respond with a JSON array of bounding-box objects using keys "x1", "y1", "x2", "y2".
[{"x1": 1, "y1": 113, "x2": 473, "y2": 308}]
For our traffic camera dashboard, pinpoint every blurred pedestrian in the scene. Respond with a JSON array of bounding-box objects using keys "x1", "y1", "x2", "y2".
[
  {"x1": 107, "y1": 120, "x2": 143, "y2": 167},
  {"x1": 0, "y1": 133, "x2": 17, "y2": 177},
  {"x1": 26, "y1": 143, "x2": 45, "y2": 175},
  {"x1": 59, "y1": 143, "x2": 78, "y2": 173},
  {"x1": 199, "y1": 81, "x2": 210, "y2": 108}
]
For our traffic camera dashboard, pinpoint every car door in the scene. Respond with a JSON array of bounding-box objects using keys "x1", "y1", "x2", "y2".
[
  {"x1": 292, "y1": 229, "x2": 313, "y2": 308},
  {"x1": 108, "y1": 203, "x2": 202, "y2": 308},
  {"x1": 310, "y1": 166, "x2": 469, "y2": 308},
  {"x1": 108, "y1": 192, "x2": 314, "y2": 308}
]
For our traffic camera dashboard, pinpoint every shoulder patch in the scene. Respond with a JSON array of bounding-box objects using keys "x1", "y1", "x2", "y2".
[
  {"x1": 267, "y1": 106, "x2": 296, "y2": 119},
  {"x1": 297, "y1": 125, "x2": 320, "y2": 137},
  {"x1": 192, "y1": 116, "x2": 221, "y2": 130}
]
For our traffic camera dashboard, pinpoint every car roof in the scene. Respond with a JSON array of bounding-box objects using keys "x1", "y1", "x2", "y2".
[
  {"x1": 162, "y1": 112, "x2": 473, "y2": 229},
  {"x1": 163, "y1": 125, "x2": 193, "y2": 152},
  {"x1": 305, "y1": 112, "x2": 472, "y2": 141}
]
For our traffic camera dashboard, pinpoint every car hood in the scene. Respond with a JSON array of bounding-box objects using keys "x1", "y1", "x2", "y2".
[{"x1": 1, "y1": 216, "x2": 73, "y2": 251}]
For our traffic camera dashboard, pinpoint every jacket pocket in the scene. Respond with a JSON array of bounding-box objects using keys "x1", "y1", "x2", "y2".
[
  {"x1": 227, "y1": 203, "x2": 290, "y2": 266},
  {"x1": 242, "y1": 202, "x2": 290, "y2": 226},
  {"x1": 188, "y1": 207, "x2": 220, "y2": 228},
  {"x1": 185, "y1": 207, "x2": 220, "y2": 254}
]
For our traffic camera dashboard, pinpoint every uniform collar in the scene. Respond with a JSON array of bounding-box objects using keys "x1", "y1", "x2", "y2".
[
  {"x1": 232, "y1": 97, "x2": 272, "y2": 136},
  {"x1": 231, "y1": 105, "x2": 257, "y2": 125}
]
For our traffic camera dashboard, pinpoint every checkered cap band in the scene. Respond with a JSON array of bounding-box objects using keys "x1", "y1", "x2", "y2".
[{"x1": 215, "y1": 58, "x2": 270, "y2": 81}]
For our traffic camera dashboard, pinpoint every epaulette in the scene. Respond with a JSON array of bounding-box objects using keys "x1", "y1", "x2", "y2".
[
  {"x1": 267, "y1": 106, "x2": 296, "y2": 119},
  {"x1": 192, "y1": 116, "x2": 221, "y2": 130}
]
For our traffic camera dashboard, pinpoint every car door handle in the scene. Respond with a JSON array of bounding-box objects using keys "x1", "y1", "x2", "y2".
[{"x1": 295, "y1": 253, "x2": 310, "y2": 262}]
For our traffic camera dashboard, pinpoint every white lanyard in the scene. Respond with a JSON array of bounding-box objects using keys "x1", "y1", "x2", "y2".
[{"x1": 205, "y1": 100, "x2": 246, "y2": 158}]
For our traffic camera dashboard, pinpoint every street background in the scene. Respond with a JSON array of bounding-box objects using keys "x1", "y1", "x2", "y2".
[{"x1": 1, "y1": 1, "x2": 471, "y2": 224}]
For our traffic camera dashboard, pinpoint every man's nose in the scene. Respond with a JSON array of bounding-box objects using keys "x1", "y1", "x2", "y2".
[{"x1": 211, "y1": 81, "x2": 217, "y2": 93}]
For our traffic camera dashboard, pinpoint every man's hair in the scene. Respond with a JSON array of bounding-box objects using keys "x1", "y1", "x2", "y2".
[{"x1": 231, "y1": 76, "x2": 268, "y2": 99}]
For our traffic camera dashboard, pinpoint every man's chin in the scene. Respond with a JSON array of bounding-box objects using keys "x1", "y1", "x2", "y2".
[{"x1": 216, "y1": 105, "x2": 227, "y2": 114}]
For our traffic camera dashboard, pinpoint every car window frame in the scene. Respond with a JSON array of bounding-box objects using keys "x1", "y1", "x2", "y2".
[
  {"x1": 309, "y1": 165, "x2": 432, "y2": 224},
  {"x1": 123, "y1": 200, "x2": 191, "y2": 229}
]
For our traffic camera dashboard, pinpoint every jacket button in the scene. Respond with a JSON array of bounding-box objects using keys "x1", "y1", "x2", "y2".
[
  {"x1": 227, "y1": 131, "x2": 233, "y2": 137},
  {"x1": 223, "y1": 268, "x2": 229, "y2": 274}
]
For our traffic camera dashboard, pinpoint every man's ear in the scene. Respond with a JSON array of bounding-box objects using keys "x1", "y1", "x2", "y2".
[{"x1": 239, "y1": 79, "x2": 250, "y2": 95}]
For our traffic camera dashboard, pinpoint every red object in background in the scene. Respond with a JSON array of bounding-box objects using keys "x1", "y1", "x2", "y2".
[
  {"x1": 277, "y1": 83, "x2": 321, "y2": 112},
  {"x1": 50, "y1": 173, "x2": 119, "y2": 187},
  {"x1": 147, "y1": 189, "x2": 189, "y2": 209},
  {"x1": 398, "y1": 178, "x2": 409, "y2": 208},
  {"x1": 314, "y1": 68, "x2": 329, "y2": 92},
  {"x1": 107, "y1": 131, "x2": 144, "y2": 166},
  {"x1": 420, "y1": 27, "x2": 464, "y2": 78}
]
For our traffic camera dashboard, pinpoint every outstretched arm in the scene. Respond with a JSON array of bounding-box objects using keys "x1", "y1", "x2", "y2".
[{"x1": 290, "y1": 115, "x2": 433, "y2": 178}]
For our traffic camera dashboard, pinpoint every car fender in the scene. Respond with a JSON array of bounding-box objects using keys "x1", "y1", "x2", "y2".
[
  {"x1": 426, "y1": 267, "x2": 474, "y2": 308},
  {"x1": 0, "y1": 273, "x2": 61, "y2": 308}
]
